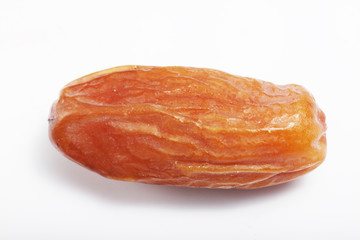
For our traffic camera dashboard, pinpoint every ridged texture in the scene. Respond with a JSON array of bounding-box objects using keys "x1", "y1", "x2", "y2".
[{"x1": 49, "y1": 66, "x2": 327, "y2": 189}]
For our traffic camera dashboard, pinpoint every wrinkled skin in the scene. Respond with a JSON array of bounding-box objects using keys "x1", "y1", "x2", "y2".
[{"x1": 49, "y1": 66, "x2": 327, "y2": 189}]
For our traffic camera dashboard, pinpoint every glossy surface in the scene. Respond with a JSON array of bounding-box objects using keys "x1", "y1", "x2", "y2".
[{"x1": 49, "y1": 66, "x2": 327, "y2": 189}]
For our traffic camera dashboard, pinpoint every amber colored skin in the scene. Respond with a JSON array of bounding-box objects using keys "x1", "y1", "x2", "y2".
[{"x1": 49, "y1": 66, "x2": 327, "y2": 189}]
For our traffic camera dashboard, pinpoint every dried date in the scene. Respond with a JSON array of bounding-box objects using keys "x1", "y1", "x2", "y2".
[{"x1": 49, "y1": 66, "x2": 327, "y2": 189}]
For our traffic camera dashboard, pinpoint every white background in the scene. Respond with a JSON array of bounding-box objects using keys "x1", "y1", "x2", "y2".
[{"x1": 1, "y1": 0, "x2": 359, "y2": 239}]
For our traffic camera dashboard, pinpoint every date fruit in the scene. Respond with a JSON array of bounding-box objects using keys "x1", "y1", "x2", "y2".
[{"x1": 49, "y1": 66, "x2": 326, "y2": 189}]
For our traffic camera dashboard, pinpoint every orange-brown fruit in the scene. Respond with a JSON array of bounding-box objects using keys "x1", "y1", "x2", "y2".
[{"x1": 49, "y1": 66, "x2": 327, "y2": 189}]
